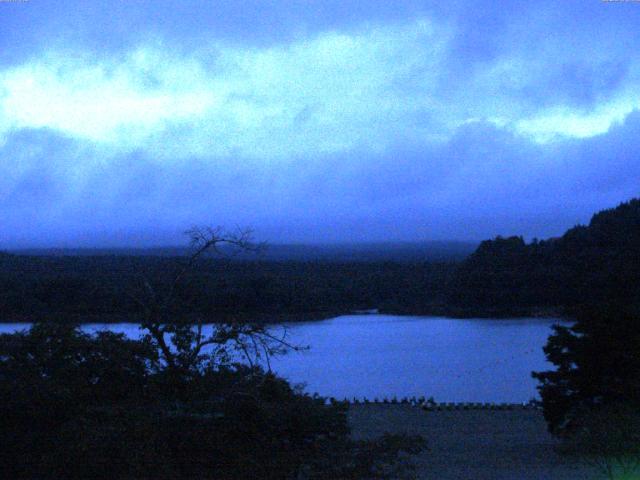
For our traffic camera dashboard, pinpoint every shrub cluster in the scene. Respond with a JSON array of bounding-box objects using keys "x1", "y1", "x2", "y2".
[{"x1": 0, "y1": 323, "x2": 423, "y2": 479}]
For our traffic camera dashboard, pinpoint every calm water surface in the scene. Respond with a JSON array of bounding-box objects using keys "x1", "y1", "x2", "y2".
[{"x1": 0, "y1": 315, "x2": 568, "y2": 403}]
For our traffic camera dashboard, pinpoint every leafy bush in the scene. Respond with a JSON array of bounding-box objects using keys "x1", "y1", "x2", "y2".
[{"x1": 0, "y1": 323, "x2": 423, "y2": 479}]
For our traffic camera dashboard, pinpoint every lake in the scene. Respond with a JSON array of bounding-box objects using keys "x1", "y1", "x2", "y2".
[{"x1": 0, "y1": 314, "x2": 568, "y2": 403}]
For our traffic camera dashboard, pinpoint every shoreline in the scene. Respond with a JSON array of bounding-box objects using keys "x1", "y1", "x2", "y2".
[
  {"x1": 0, "y1": 307, "x2": 570, "y2": 324},
  {"x1": 348, "y1": 404, "x2": 601, "y2": 479}
]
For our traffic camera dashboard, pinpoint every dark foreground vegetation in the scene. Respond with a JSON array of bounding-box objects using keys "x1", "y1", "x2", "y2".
[
  {"x1": 0, "y1": 323, "x2": 424, "y2": 479},
  {"x1": 3, "y1": 199, "x2": 640, "y2": 321},
  {"x1": 0, "y1": 227, "x2": 425, "y2": 479}
]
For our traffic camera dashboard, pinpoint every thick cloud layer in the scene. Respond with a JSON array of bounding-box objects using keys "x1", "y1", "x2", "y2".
[{"x1": 1, "y1": 0, "x2": 639, "y2": 247}]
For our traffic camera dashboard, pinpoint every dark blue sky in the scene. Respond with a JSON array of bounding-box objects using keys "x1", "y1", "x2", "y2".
[{"x1": 1, "y1": 0, "x2": 640, "y2": 247}]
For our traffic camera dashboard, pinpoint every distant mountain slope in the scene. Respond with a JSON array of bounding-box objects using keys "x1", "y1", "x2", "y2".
[
  {"x1": 13, "y1": 241, "x2": 477, "y2": 263},
  {"x1": 0, "y1": 254, "x2": 456, "y2": 321},
  {"x1": 448, "y1": 198, "x2": 640, "y2": 316}
]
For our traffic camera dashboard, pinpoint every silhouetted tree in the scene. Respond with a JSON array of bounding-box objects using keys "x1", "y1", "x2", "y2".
[
  {"x1": 126, "y1": 226, "x2": 297, "y2": 375},
  {"x1": 533, "y1": 304, "x2": 640, "y2": 433},
  {"x1": 0, "y1": 327, "x2": 423, "y2": 478},
  {"x1": 0, "y1": 228, "x2": 426, "y2": 478}
]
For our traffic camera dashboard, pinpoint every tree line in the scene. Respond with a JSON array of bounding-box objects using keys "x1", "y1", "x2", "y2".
[
  {"x1": 448, "y1": 198, "x2": 640, "y2": 316},
  {"x1": 2, "y1": 199, "x2": 640, "y2": 321},
  {"x1": 0, "y1": 255, "x2": 455, "y2": 321}
]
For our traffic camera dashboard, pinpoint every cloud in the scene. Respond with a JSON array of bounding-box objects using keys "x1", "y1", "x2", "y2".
[
  {"x1": 2, "y1": 2, "x2": 640, "y2": 246},
  {"x1": 3, "y1": 8, "x2": 639, "y2": 164},
  {"x1": 0, "y1": 19, "x2": 450, "y2": 161},
  {"x1": 6, "y1": 110, "x2": 639, "y2": 246}
]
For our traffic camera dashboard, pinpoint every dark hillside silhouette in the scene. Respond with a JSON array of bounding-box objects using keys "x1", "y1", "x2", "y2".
[{"x1": 448, "y1": 198, "x2": 640, "y2": 316}]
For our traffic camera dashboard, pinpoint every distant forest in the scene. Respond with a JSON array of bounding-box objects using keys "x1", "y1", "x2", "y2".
[
  {"x1": 447, "y1": 198, "x2": 640, "y2": 317},
  {"x1": 1, "y1": 198, "x2": 639, "y2": 322}
]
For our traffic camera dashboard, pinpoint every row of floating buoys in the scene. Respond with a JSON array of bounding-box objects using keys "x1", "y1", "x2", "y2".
[
  {"x1": 420, "y1": 401, "x2": 540, "y2": 411},
  {"x1": 329, "y1": 396, "x2": 428, "y2": 406},
  {"x1": 322, "y1": 396, "x2": 541, "y2": 410}
]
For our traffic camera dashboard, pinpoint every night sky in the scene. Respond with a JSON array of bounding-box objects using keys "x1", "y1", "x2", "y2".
[{"x1": 1, "y1": 0, "x2": 639, "y2": 247}]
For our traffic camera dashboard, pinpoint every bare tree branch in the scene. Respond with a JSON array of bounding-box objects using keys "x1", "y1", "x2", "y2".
[{"x1": 128, "y1": 226, "x2": 295, "y2": 374}]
